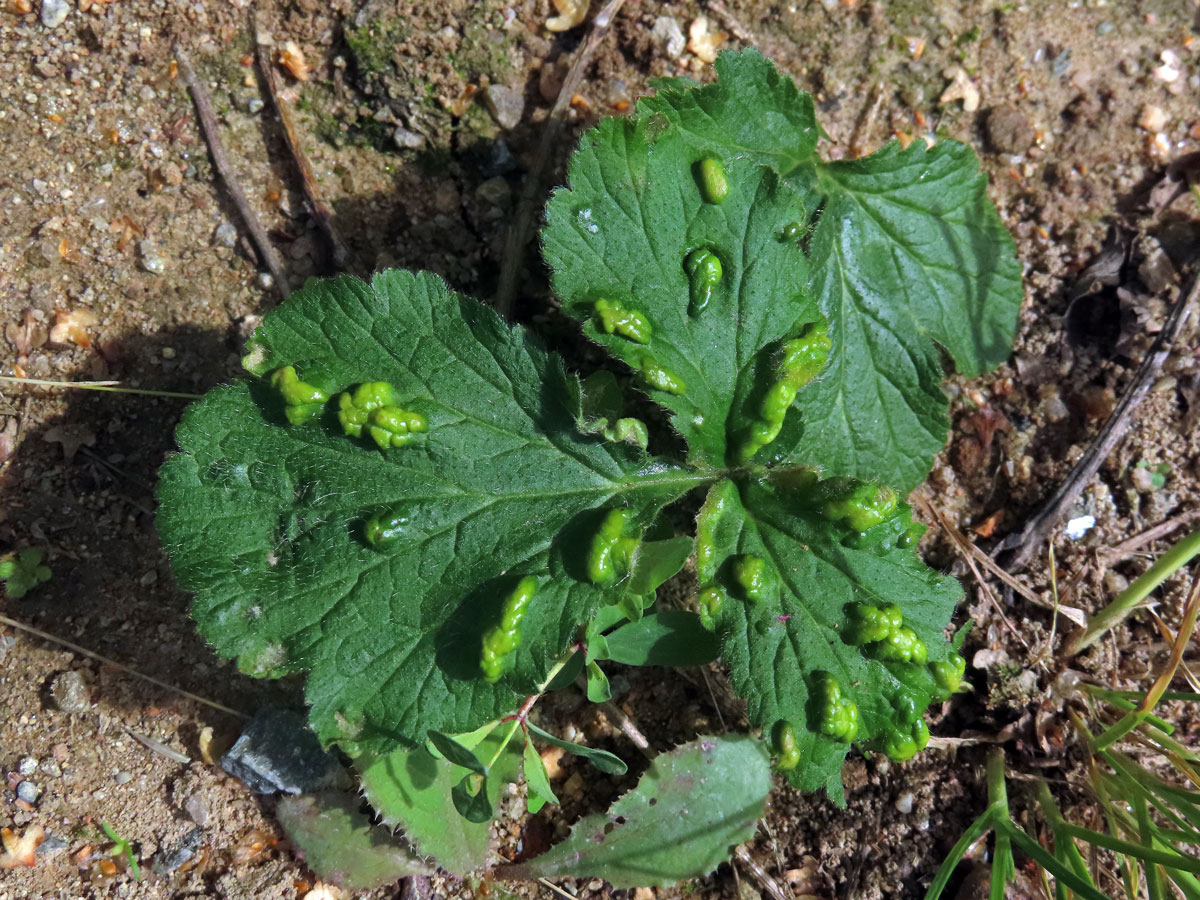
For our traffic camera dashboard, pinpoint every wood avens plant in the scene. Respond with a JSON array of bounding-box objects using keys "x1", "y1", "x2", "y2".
[{"x1": 157, "y1": 52, "x2": 1021, "y2": 889}]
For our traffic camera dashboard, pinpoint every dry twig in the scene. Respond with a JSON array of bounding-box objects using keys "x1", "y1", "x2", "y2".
[
  {"x1": 1098, "y1": 508, "x2": 1200, "y2": 565},
  {"x1": 0, "y1": 613, "x2": 247, "y2": 719},
  {"x1": 253, "y1": 16, "x2": 350, "y2": 270},
  {"x1": 494, "y1": 0, "x2": 627, "y2": 316},
  {"x1": 734, "y1": 845, "x2": 792, "y2": 900},
  {"x1": 174, "y1": 44, "x2": 291, "y2": 298},
  {"x1": 848, "y1": 81, "x2": 887, "y2": 158},
  {"x1": 996, "y1": 272, "x2": 1197, "y2": 572},
  {"x1": 912, "y1": 495, "x2": 1033, "y2": 646},
  {"x1": 597, "y1": 699, "x2": 652, "y2": 756}
]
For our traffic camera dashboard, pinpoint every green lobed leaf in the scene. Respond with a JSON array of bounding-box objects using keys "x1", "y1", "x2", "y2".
[
  {"x1": 160, "y1": 50, "x2": 1018, "y2": 816},
  {"x1": 0, "y1": 548, "x2": 52, "y2": 599},
  {"x1": 640, "y1": 52, "x2": 820, "y2": 178},
  {"x1": 605, "y1": 611, "x2": 720, "y2": 668},
  {"x1": 358, "y1": 746, "x2": 491, "y2": 875},
  {"x1": 276, "y1": 791, "x2": 432, "y2": 891},
  {"x1": 549, "y1": 48, "x2": 1021, "y2": 488},
  {"x1": 697, "y1": 478, "x2": 962, "y2": 800},
  {"x1": 499, "y1": 735, "x2": 770, "y2": 888},
  {"x1": 775, "y1": 139, "x2": 1023, "y2": 490},
  {"x1": 544, "y1": 95, "x2": 819, "y2": 467},
  {"x1": 157, "y1": 270, "x2": 704, "y2": 753}
]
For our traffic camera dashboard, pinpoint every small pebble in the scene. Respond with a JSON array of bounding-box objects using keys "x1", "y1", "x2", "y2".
[
  {"x1": 139, "y1": 240, "x2": 166, "y2": 275},
  {"x1": 114, "y1": 771, "x2": 133, "y2": 785},
  {"x1": 475, "y1": 138, "x2": 518, "y2": 178},
  {"x1": 220, "y1": 707, "x2": 348, "y2": 795},
  {"x1": 36, "y1": 834, "x2": 69, "y2": 856},
  {"x1": 1104, "y1": 570, "x2": 1129, "y2": 594},
  {"x1": 50, "y1": 670, "x2": 91, "y2": 713},
  {"x1": 483, "y1": 84, "x2": 525, "y2": 130},
  {"x1": 40, "y1": 0, "x2": 69, "y2": 28},
  {"x1": 563, "y1": 772, "x2": 585, "y2": 798},
  {"x1": 475, "y1": 176, "x2": 511, "y2": 208},
  {"x1": 16, "y1": 781, "x2": 41, "y2": 804},
  {"x1": 1139, "y1": 105, "x2": 1168, "y2": 132},
  {"x1": 152, "y1": 827, "x2": 206, "y2": 875},
  {"x1": 161, "y1": 346, "x2": 176, "y2": 360},
  {"x1": 1043, "y1": 395, "x2": 1069, "y2": 423},
  {"x1": 0, "y1": 633, "x2": 15, "y2": 663},
  {"x1": 895, "y1": 792, "x2": 915, "y2": 814},
  {"x1": 214, "y1": 222, "x2": 238, "y2": 248},
  {"x1": 651, "y1": 16, "x2": 687, "y2": 59},
  {"x1": 393, "y1": 127, "x2": 424, "y2": 150},
  {"x1": 257, "y1": 272, "x2": 274, "y2": 289},
  {"x1": 39, "y1": 758, "x2": 61, "y2": 778},
  {"x1": 1064, "y1": 514, "x2": 1096, "y2": 540},
  {"x1": 184, "y1": 792, "x2": 209, "y2": 827},
  {"x1": 984, "y1": 105, "x2": 1034, "y2": 154},
  {"x1": 19, "y1": 757, "x2": 37, "y2": 776},
  {"x1": 247, "y1": 98, "x2": 264, "y2": 114},
  {"x1": 1131, "y1": 467, "x2": 1155, "y2": 493}
]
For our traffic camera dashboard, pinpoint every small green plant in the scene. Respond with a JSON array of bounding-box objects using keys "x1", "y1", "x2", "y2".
[
  {"x1": 0, "y1": 548, "x2": 52, "y2": 599},
  {"x1": 99, "y1": 822, "x2": 141, "y2": 882},
  {"x1": 157, "y1": 51, "x2": 1020, "y2": 887}
]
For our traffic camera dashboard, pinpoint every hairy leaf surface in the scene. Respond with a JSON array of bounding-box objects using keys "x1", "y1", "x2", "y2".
[
  {"x1": 276, "y1": 792, "x2": 431, "y2": 891},
  {"x1": 359, "y1": 746, "x2": 491, "y2": 874},
  {"x1": 697, "y1": 479, "x2": 962, "y2": 800},
  {"x1": 161, "y1": 51, "x2": 1019, "y2": 813},
  {"x1": 550, "y1": 49, "x2": 1021, "y2": 487},
  {"x1": 500, "y1": 735, "x2": 770, "y2": 887},
  {"x1": 158, "y1": 271, "x2": 701, "y2": 752}
]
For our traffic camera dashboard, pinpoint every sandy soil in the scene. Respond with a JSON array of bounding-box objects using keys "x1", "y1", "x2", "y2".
[{"x1": 2, "y1": 1, "x2": 1199, "y2": 898}]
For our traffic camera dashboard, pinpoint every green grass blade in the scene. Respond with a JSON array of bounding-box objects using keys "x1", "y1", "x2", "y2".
[
  {"x1": 1057, "y1": 823, "x2": 1200, "y2": 873},
  {"x1": 1167, "y1": 868, "x2": 1200, "y2": 900},
  {"x1": 990, "y1": 832, "x2": 1013, "y2": 900},
  {"x1": 1005, "y1": 826, "x2": 1109, "y2": 900},
  {"x1": 924, "y1": 812, "x2": 994, "y2": 900},
  {"x1": 1139, "y1": 796, "x2": 1166, "y2": 900}
]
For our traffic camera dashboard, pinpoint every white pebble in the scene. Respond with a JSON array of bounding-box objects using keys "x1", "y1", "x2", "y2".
[{"x1": 41, "y1": 0, "x2": 70, "y2": 28}]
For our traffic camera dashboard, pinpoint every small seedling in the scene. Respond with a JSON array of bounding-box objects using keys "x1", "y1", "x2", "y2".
[
  {"x1": 158, "y1": 51, "x2": 1021, "y2": 886},
  {"x1": 100, "y1": 822, "x2": 141, "y2": 882},
  {"x1": 0, "y1": 548, "x2": 51, "y2": 599}
]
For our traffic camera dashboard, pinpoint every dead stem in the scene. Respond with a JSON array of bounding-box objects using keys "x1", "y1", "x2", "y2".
[
  {"x1": 0, "y1": 613, "x2": 248, "y2": 719},
  {"x1": 174, "y1": 44, "x2": 292, "y2": 298},
  {"x1": 997, "y1": 270, "x2": 1197, "y2": 572},
  {"x1": 252, "y1": 15, "x2": 350, "y2": 271},
  {"x1": 494, "y1": 0, "x2": 627, "y2": 317}
]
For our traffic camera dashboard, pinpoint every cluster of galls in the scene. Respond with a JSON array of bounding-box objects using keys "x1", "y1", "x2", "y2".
[{"x1": 270, "y1": 367, "x2": 428, "y2": 450}]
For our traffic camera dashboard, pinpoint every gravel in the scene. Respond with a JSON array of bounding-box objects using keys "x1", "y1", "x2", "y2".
[
  {"x1": 214, "y1": 222, "x2": 238, "y2": 248},
  {"x1": 40, "y1": 0, "x2": 69, "y2": 28},
  {"x1": 393, "y1": 127, "x2": 425, "y2": 150},
  {"x1": 652, "y1": 16, "x2": 687, "y2": 59},
  {"x1": 483, "y1": 84, "x2": 524, "y2": 130},
  {"x1": 16, "y1": 780, "x2": 41, "y2": 804},
  {"x1": 49, "y1": 670, "x2": 90, "y2": 714}
]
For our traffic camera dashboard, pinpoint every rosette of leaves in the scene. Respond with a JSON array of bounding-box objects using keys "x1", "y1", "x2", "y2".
[{"x1": 158, "y1": 48, "x2": 1019, "y2": 822}]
